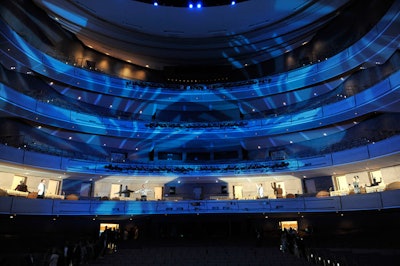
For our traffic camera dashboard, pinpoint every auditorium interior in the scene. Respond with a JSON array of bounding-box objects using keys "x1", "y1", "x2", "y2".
[{"x1": 0, "y1": 0, "x2": 400, "y2": 265}]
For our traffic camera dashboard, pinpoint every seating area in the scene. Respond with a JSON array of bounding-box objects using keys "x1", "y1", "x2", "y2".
[
  {"x1": 45, "y1": 194, "x2": 65, "y2": 200},
  {"x1": 90, "y1": 244, "x2": 315, "y2": 266},
  {"x1": 0, "y1": 3, "x2": 398, "y2": 266},
  {"x1": 0, "y1": 188, "x2": 34, "y2": 198},
  {"x1": 304, "y1": 247, "x2": 400, "y2": 266},
  {"x1": 86, "y1": 238, "x2": 400, "y2": 266},
  {"x1": 5, "y1": 189, "x2": 29, "y2": 198},
  {"x1": 329, "y1": 182, "x2": 387, "y2": 196},
  {"x1": 0, "y1": 188, "x2": 65, "y2": 199}
]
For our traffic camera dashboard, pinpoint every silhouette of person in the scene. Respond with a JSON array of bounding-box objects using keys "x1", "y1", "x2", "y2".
[
  {"x1": 48, "y1": 247, "x2": 59, "y2": 266},
  {"x1": 23, "y1": 248, "x2": 34, "y2": 266},
  {"x1": 116, "y1": 185, "x2": 134, "y2": 198},
  {"x1": 122, "y1": 185, "x2": 133, "y2": 197},
  {"x1": 271, "y1": 182, "x2": 283, "y2": 198},
  {"x1": 372, "y1": 177, "x2": 381, "y2": 186},
  {"x1": 15, "y1": 180, "x2": 28, "y2": 192}
]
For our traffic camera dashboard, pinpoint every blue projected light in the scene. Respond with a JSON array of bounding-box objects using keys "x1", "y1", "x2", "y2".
[
  {"x1": 231, "y1": 1, "x2": 236, "y2": 5},
  {"x1": 153, "y1": 2, "x2": 158, "y2": 6},
  {"x1": 41, "y1": 0, "x2": 87, "y2": 27},
  {"x1": 197, "y1": 3, "x2": 202, "y2": 9},
  {"x1": 189, "y1": 3, "x2": 193, "y2": 9}
]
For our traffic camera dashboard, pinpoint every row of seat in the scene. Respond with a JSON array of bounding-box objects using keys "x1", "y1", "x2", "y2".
[{"x1": 90, "y1": 245, "x2": 314, "y2": 266}]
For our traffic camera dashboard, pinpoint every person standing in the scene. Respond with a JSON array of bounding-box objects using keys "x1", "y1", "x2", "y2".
[
  {"x1": 353, "y1": 176, "x2": 360, "y2": 194},
  {"x1": 37, "y1": 179, "x2": 46, "y2": 199},
  {"x1": 256, "y1": 183, "x2": 264, "y2": 198},
  {"x1": 135, "y1": 184, "x2": 152, "y2": 201},
  {"x1": 48, "y1": 247, "x2": 59, "y2": 266},
  {"x1": 271, "y1": 182, "x2": 283, "y2": 198},
  {"x1": 123, "y1": 185, "x2": 133, "y2": 198},
  {"x1": 15, "y1": 180, "x2": 28, "y2": 192}
]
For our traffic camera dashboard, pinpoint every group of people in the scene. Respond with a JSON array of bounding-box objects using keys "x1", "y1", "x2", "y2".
[
  {"x1": 351, "y1": 175, "x2": 383, "y2": 194},
  {"x1": 16, "y1": 179, "x2": 152, "y2": 201},
  {"x1": 256, "y1": 182, "x2": 284, "y2": 199},
  {"x1": 14, "y1": 179, "x2": 46, "y2": 198},
  {"x1": 280, "y1": 228, "x2": 306, "y2": 258},
  {"x1": 118, "y1": 184, "x2": 152, "y2": 201},
  {"x1": 17, "y1": 180, "x2": 286, "y2": 201}
]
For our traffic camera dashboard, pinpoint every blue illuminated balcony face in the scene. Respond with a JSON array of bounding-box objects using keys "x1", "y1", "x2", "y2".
[
  {"x1": 1, "y1": 189, "x2": 400, "y2": 216},
  {"x1": 0, "y1": 0, "x2": 399, "y2": 185}
]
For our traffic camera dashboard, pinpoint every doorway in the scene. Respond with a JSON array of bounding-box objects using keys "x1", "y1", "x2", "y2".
[
  {"x1": 193, "y1": 187, "x2": 202, "y2": 200},
  {"x1": 110, "y1": 184, "x2": 121, "y2": 199},
  {"x1": 12, "y1": 175, "x2": 26, "y2": 190},
  {"x1": 335, "y1": 175, "x2": 348, "y2": 191},
  {"x1": 47, "y1": 179, "x2": 61, "y2": 195},
  {"x1": 233, "y1": 185, "x2": 243, "y2": 199},
  {"x1": 154, "y1": 186, "x2": 163, "y2": 200},
  {"x1": 80, "y1": 182, "x2": 92, "y2": 197}
]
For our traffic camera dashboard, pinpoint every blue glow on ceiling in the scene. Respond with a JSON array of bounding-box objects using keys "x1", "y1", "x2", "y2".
[{"x1": 41, "y1": 0, "x2": 88, "y2": 27}]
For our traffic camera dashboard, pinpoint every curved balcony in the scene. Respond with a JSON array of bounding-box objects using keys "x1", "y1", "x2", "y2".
[
  {"x1": 1, "y1": 189, "x2": 399, "y2": 216},
  {"x1": 0, "y1": 129, "x2": 399, "y2": 177},
  {"x1": 0, "y1": 68, "x2": 399, "y2": 154},
  {"x1": 0, "y1": 0, "x2": 398, "y2": 104}
]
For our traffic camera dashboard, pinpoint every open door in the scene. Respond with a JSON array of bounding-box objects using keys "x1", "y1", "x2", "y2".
[
  {"x1": 233, "y1": 185, "x2": 243, "y2": 199},
  {"x1": 154, "y1": 186, "x2": 163, "y2": 200},
  {"x1": 110, "y1": 184, "x2": 121, "y2": 199},
  {"x1": 335, "y1": 175, "x2": 348, "y2": 191},
  {"x1": 304, "y1": 179, "x2": 316, "y2": 193},
  {"x1": 193, "y1": 187, "x2": 202, "y2": 200},
  {"x1": 80, "y1": 182, "x2": 92, "y2": 197}
]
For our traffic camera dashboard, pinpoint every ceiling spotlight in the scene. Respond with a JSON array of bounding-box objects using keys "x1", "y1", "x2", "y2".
[
  {"x1": 189, "y1": 3, "x2": 193, "y2": 8},
  {"x1": 197, "y1": 2, "x2": 202, "y2": 8},
  {"x1": 231, "y1": 1, "x2": 236, "y2": 5},
  {"x1": 153, "y1": 1, "x2": 158, "y2": 6}
]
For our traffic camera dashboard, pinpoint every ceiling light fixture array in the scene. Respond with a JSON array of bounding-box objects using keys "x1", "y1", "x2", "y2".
[{"x1": 150, "y1": 1, "x2": 242, "y2": 8}]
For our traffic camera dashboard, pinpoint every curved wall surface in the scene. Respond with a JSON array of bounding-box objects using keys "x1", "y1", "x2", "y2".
[{"x1": 0, "y1": 0, "x2": 398, "y2": 198}]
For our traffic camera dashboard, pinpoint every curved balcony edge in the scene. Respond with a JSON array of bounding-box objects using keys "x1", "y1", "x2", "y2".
[{"x1": 0, "y1": 189, "x2": 399, "y2": 216}]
